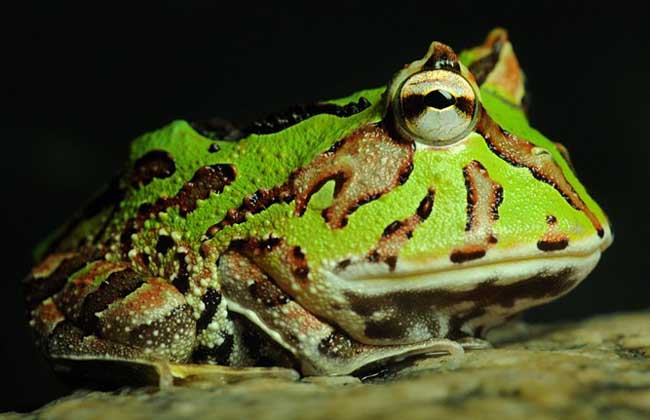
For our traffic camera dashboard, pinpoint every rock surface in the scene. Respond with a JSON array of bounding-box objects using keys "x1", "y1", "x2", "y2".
[{"x1": 4, "y1": 311, "x2": 650, "y2": 419}]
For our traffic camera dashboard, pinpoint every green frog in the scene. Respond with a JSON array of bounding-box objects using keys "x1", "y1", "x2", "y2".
[{"x1": 25, "y1": 28, "x2": 612, "y2": 378}]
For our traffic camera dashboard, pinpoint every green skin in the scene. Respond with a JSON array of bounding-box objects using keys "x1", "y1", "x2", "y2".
[{"x1": 26, "y1": 29, "x2": 612, "y2": 377}]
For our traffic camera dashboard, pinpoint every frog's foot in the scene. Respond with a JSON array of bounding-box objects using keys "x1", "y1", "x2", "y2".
[
  {"x1": 218, "y1": 250, "x2": 464, "y2": 376},
  {"x1": 26, "y1": 256, "x2": 198, "y2": 384}
]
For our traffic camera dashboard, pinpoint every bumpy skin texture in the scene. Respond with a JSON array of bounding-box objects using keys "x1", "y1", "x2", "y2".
[{"x1": 25, "y1": 28, "x2": 612, "y2": 376}]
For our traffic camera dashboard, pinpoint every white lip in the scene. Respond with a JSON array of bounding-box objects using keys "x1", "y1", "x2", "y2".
[{"x1": 327, "y1": 232, "x2": 612, "y2": 294}]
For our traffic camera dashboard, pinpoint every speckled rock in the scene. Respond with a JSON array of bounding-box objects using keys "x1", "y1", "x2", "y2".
[{"x1": 4, "y1": 311, "x2": 650, "y2": 419}]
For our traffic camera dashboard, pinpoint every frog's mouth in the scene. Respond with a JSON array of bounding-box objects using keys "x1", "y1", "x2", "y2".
[{"x1": 322, "y1": 234, "x2": 610, "y2": 344}]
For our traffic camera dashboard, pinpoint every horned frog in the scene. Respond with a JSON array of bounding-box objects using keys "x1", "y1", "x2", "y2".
[{"x1": 25, "y1": 28, "x2": 612, "y2": 381}]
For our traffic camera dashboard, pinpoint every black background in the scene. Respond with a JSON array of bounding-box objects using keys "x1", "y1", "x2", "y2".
[{"x1": 2, "y1": 1, "x2": 647, "y2": 413}]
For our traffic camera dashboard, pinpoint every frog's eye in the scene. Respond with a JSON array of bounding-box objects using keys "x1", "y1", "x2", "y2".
[{"x1": 393, "y1": 70, "x2": 479, "y2": 146}]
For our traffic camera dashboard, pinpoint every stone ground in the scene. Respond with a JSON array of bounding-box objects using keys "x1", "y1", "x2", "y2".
[{"x1": 3, "y1": 311, "x2": 650, "y2": 419}]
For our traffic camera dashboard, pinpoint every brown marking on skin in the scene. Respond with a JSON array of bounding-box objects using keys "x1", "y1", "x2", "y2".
[
  {"x1": 122, "y1": 164, "x2": 236, "y2": 251},
  {"x1": 293, "y1": 124, "x2": 415, "y2": 229},
  {"x1": 155, "y1": 235, "x2": 175, "y2": 255},
  {"x1": 196, "y1": 287, "x2": 222, "y2": 332},
  {"x1": 537, "y1": 238, "x2": 569, "y2": 252},
  {"x1": 192, "y1": 334, "x2": 234, "y2": 364},
  {"x1": 24, "y1": 252, "x2": 99, "y2": 310},
  {"x1": 226, "y1": 237, "x2": 312, "y2": 299},
  {"x1": 48, "y1": 321, "x2": 144, "y2": 361},
  {"x1": 207, "y1": 123, "x2": 413, "y2": 238},
  {"x1": 466, "y1": 29, "x2": 525, "y2": 106},
  {"x1": 171, "y1": 252, "x2": 190, "y2": 294},
  {"x1": 129, "y1": 150, "x2": 176, "y2": 188},
  {"x1": 336, "y1": 259, "x2": 351, "y2": 271},
  {"x1": 30, "y1": 252, "x2": 77, "y2": 279},
  {"x1": 208, "y1": 143, "x2": 221, "y2": 153},
  {"x1": 56, "y1": 261, "x2": 130, "y2": 321},
  {"x1": 76, "y1": 269, "x2": 145, "y2": 334},
  {"x1": 468, "y1": 42, "x2": 502, "y2": 85},
  {"x1": 450, "y1": 246, "x2": 487, "y2": 263},
  {"x1": 475, "y1": 111, "x2": 604, "y2": 237},
  {"x1": 451, "y1": 160, "x2": 502, "y2": 264},
  {"x1": 249, "y1": 280, "x2": 291, "y2": 307},
  {"x1": 124, "y1": 303, "x2": 195, "y2": 362},
  {"x1": 347, "y1": 268, "x2": 576, "y2": 341},
  {"x1": 243, "y1": 97, "x2": 371, "y2": 136},
  {"x1": 423, "y1": 42, "x2": 461, "y2": 72},
  {"x1": 206, "y1": 185, "x2": 292, "y2": 236},
  {"x1": 91, "y1": 278, "x2": 193, "y2": 361},
  {"x1": 537, "y1": 214, "x2": 570, "y2": 252},
  {"x1": 30, "y1": 298, "x2": 65, "y2": 337},
  {"x1": 367, "y1": 189, "x2": 435, "y2": 271}
]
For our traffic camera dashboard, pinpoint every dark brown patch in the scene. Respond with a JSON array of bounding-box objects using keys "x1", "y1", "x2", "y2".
[
  {"x1": 398, "y1": 163, "x2": 414, "y2": 185},
  {"x1": 76, "y1": 269, "x2": 144, "y2": 333},
  {"x1": 244, "y1": 97, "x2": 371, "y2": 135},
  {"x1": 195, "y1": 288, "x2": 222, "y2": 332},
  {"x1": 258, "y1": 237, "x2": 282, "y2": 253},
  {"x1": 293, "y1": 123, "x2": 415, "y2": 229},
  {"x1": 24, "y1": 253, "x2": 97, "y2": 310},
  {"x1": 336, "y1": 259, "x2": 351, "y2": 271},
  {"x1": 537, "y1": 239, "x2": 569, "y2": 252},
  {"x1": 450, "y1": 247, "x2": 487, "y2": 264},
  {"x1": 546, "y1": 215, "x2": 558, "y2": 225},
  {"x1": 191, "y1": 117, "x2": 244, "y2": 141},
  {"x1": 122, "y1": 164, "x2": 236, "y2": 250},
  {"x1": 364, "y1": 318, "x2": 409, "y2": 340},
  {"x1": 476, "y1": 112, "x2": 604, "y2": 238},
  {"x1": 155, "y1": 235, "x2": 175, "y2": 255},
  {"x1": 493, "y1": 185, "x2": 504, "y2": 220},
  {"x1": 130, "y1": 150, "x2": 176, "y2": 188},
  {"x1": 382, "y1": 221, "x2": 404, "y2": 237},
  {"x1": 192, "y1": 334, "x2": 234, "y2": 364},
  {"x1": 468, "y1": 41, "x2": 502, "y2": 85},
  {"x1": 347, "y1": 268, "x2": 576, "y2": 341},
  {"x1": 207, "y1": 185, "x2": 292, "y2": 237},
  {"x1": 293, "y1": 266, "x2": 309, "y2": 281},
  {"x1": 125, "y1": 304, "x2": 194, "y2": 353},
  {"x1": 385, "y1": 256, "x2": 398, "y2": 272},
  {"x1": 297, "y1": 173, "x2": 346, "y2": 217},
  {"x1": 249, "y1": 281, "x2": 291, "y2": 307},
  {"x1": 171, "y1": 252, "x2": 190, "y2": 294},
  {"x1": 416, "y1": 189, "x2": 435, "y2": 220},
  {"x1": 208, "y1": 143, "x2": 221, "y2": 153}
]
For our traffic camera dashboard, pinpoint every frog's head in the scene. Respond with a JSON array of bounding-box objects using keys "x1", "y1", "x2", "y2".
[{"x1": 322, "y1": 29, "x2": 612, "y2": 344}]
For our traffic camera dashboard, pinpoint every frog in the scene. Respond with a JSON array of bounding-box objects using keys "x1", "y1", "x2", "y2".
[{"x1": 24, "y1": 28, "x2": 612, "y2": 379}]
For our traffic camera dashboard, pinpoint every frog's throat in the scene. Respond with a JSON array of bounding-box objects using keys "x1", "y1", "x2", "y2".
[{"x1": 323, "y1": 235, "x2": 609, "y2": 344}]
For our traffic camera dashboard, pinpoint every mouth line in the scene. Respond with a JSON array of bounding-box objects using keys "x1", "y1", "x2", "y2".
[{"x1": 337, "y1": 246, "x2": 604, "y2": 283}]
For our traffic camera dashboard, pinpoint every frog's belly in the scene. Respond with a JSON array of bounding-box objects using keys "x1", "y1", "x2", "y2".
[{"x1": 324, "y1": 249, "x2": 601, "y2": 345}]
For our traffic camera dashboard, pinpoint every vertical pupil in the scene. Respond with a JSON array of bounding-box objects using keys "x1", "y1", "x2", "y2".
[{"x1": 423, "y1": 89, "x2": 456, "y2": 109}]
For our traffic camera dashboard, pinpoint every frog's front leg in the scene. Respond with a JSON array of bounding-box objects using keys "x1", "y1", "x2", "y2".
[
  {"x1": 218, "y1": 250, "x2": 464, "y2": 376},
  {"x1": 25, "y1": 253, "x2": 198, "y2": 368}
]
